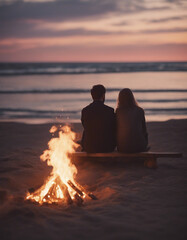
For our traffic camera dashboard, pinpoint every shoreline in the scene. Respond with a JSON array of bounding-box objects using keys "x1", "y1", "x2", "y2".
[{"x1": 0, "y1": 116, "x2": 187, "y2": 125}]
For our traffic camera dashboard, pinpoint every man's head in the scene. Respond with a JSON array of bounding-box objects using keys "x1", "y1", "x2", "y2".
[{"x1": 91, "y1": 84, "x2": 106, "y2": 102}]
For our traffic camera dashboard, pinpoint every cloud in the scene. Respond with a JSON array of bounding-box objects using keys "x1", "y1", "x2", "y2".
[
  {"x1": 1, "y1": 20, "x2": 186, "y2": 40},
  {"x1": 0, "y1": 21, "x2": 130, "y2": 39},
  {"x1": 1, "y1": 1, "x2": 186, "y2": 33},
  {"x1": 1, "y1": 12, "x2": 186, "y2": 40},
  {"x1": 0, "y1": 0, "x2": 121, "y2": 22},
  {"x1": 112, "y1": 21, "x2": 129, "y2": 27},
  {"x1": 148, "y1": 15, "x2": 187, "y2": 23},
  {"x1": 0, "y1": 0, "x2": 162, "y2": 40},
  {"x1": 142, "y1": 27, "x2": 187, "y2": 34},
  {"x1": 0, "y1": 0, "x2": 173, "y2": 23}
]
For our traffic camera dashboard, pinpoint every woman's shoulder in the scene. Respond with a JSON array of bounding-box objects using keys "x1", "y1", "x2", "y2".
[
  {"x1": 134, "y1": 106, "x2": 146, "y2": 118},
  {"x1": 135, "y1": 106, "x2": 145, "y2": 114},
  {"x1": 136, "y1": 106, "x2": 144, "y2": 112}
]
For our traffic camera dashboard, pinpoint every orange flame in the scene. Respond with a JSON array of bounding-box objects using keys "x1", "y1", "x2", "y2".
[{"x1": 26, "y1": 125, "x2": 87, "y2": 205}]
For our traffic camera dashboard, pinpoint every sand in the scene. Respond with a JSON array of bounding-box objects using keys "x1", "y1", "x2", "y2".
[{"x1": 0, "y1": 120, "x2": 186, "y2": 240}]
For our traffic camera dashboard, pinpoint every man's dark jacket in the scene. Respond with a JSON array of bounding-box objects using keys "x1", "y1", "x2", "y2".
[{"x1": 81, "y1": 101, "x2": 116, "y2": 153}]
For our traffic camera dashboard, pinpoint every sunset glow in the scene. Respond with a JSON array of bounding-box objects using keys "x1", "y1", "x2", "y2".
[{"x1": 0, "y1": 0, "x2": 187, "y2": 62}]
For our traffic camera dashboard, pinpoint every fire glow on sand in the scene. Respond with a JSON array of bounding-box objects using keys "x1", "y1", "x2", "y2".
[{"x1": 26, "y1": 125, "x2": 96, "y2": 205}]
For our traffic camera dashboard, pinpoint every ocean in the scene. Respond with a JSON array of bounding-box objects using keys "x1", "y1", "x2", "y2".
[{"x1": 0, "y1": 62, "x2": 187, "y2": 123}]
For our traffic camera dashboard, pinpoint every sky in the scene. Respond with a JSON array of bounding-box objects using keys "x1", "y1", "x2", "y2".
[{"x1": 0, "y1": 0, "x2": 187, "y2": 62}]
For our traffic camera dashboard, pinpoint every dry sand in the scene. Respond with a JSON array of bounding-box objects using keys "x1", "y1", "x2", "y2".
[{"x1": 0, "y1": 120, "x2": 186, "y2": 240}]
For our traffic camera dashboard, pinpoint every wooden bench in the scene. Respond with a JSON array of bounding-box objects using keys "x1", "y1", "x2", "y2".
[{"x1": 71, "y1": 152, "x2": 183, "y2": 168}]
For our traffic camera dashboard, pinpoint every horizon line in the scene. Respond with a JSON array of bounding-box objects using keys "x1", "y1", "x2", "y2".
[{"x1": 0, "y1": 60, "x2": 187, "y2": 64}]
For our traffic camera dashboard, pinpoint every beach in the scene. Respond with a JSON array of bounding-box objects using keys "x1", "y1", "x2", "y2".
[{"x1": 0, "y1": 119, "x2": 186, "y2": 240}]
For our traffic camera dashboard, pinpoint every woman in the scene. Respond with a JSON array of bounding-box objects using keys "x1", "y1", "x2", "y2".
[{"x1": 116, "y1": 88, "x2": 148, "y2": 153}]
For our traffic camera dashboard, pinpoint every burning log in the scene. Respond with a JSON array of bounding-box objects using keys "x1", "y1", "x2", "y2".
[
  {"x1": 56, "y1": 176, "x2": 73, "y2": 205},
  {"x1": 68, "y1": 180, "x2": 97, "y2": 200},
  {"x1": 75, "y1": 182, "x2": 98, "y2": 200},
  {"x1": 43, "y1": 183, "x2": 56, "y2": 201},
  {"x1": 67, "y1": 180, "x2": 83, "y2": 197},
  {"x1": 87, "y1": 193, "x2": 97, "y2": 200},
  {"x1": 74, "y1": 193, "x2": 83, "y2": 206}
]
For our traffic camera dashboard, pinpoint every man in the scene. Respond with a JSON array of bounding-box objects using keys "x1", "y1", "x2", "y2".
[{"x1": 81, "y1": 84, "x2": 116, "y2": 153}]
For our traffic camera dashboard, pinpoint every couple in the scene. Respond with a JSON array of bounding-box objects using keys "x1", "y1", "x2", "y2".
[{"x1": 81, "y1": 84, "x2": 148, "y2": 153}]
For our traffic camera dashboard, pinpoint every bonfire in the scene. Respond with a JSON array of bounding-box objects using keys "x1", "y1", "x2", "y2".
[{"x1": 26, "y1": 125, "x2": 96, "y2": 205}]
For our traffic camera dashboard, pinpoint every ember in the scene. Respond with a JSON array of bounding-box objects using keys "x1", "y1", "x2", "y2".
[{"x1": 26, "y1": 125, "x2": 96, "y2": 205}]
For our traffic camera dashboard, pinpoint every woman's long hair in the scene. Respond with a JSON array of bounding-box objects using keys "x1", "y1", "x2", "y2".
[{"x1": 117, "y1": 88, "x2": 138, "y2": 109}]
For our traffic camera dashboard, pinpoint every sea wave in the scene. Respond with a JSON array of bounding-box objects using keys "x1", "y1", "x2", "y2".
[
  {"x1": 1, "y1": 107, "x2": 187, "y2": 119},
  {"x1": 0, "y1": 62, "x2": 186, "y2": 76},
  {"x1": 0, "y1": 89, "x2": 187, "y2": 94},
  {"x1": 0, "y1": 108, "x2": 79, "y2": 114},
  {"x1": 106, "y1": 98, "x2": 187, "y2": 103}
]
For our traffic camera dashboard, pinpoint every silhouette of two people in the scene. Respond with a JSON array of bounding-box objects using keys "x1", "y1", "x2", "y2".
[{"x1": 81, "y1": 85, "x2": 148, "y2": 153}]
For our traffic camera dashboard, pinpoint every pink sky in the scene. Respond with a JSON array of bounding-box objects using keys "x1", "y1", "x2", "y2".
[{"x1": 0, "y1": 0, "x2": 187, "y2": 62}]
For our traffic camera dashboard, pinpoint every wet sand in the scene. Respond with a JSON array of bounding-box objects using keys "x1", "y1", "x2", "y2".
[{"x1": 0, "y1": 120, "x2": 186, "y2": 240}]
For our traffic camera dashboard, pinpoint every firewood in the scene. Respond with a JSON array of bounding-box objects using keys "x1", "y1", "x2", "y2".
[
  {"x1": 67, "y1": 180, "x2": 83, "y2": 196},
  {"x1": 43, "y1": 183, "x2": 56, "y2": 201},
  {"x1": 74, "y1": 193, "x2": 83, "y2": 206},
  {"x1": 75, "y1": 182, "x2": 97, "y2": 200},
  {"x1": 87, "y1": 193, "x2": 97, "y2": 200},
  {"x1": 28, "y1": 188, "x2": 35, "y2": 194},
  {"x1": 56, "y1": 176, "x2": 73, "y2": 204}
]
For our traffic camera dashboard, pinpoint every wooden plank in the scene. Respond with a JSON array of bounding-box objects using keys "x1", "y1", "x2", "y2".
[
  {"x1": 146, "y1": 152, "x2": 182, "y2": 158},
  {"x1": 71, "y1": 152, "x2": 182, "y2": 158}
]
